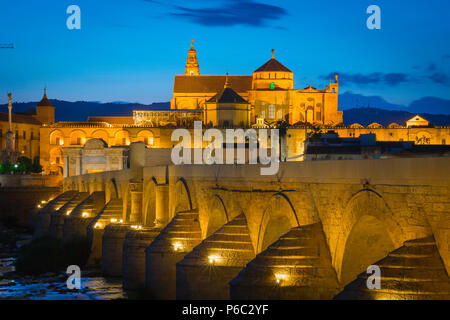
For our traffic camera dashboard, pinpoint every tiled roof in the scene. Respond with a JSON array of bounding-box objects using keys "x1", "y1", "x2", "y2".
[
  {"x1": 37, "y1": 93, "x2": 54, "y2": 107},
  {"x1": 87, "y1": 116, "x2": 134, "y2": 124},
  {"x1": 207, "y1": 87, "x2": 248, "y2": 104},
  {"x1": 254, "y1": 58, "x2": 292, "y2": 73},
  {"x1": 0, "y1": 112, "x2": 41, "y2": 125},
  {"x1": 173, "y1": 75, "x2": 252, "y2": 93}
]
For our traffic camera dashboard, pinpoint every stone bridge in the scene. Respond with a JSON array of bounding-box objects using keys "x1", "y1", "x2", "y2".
[{"x1": 33, "y1": 147, "x2": 450, "y2": 299}]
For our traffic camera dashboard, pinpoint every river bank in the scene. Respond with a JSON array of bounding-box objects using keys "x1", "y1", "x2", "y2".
[{"x1": 0, "y1": 223, "x2": 127, "y2": 300}]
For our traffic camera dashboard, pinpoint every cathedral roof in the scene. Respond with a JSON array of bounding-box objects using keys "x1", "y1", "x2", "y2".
[
  {"x1": 173, "y1": 75, "x2": 252, "y2": 94},
  {"x1": 206, "y1": 87, "x2": 248, "y2": 104},
  {"x1": 254, "y1": 49, "x2": 292, "y2": 73},
  {"x1": 0, "y1": 112, "x2": 41, "y2": 125},
  {"x1": 37, "y1": 89, "x2": 54, "y2": 107}
]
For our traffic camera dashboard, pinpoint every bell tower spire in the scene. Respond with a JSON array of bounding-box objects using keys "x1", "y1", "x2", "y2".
[{"x1": 185, "y1": 39, "x2": 200, "y2": 76}]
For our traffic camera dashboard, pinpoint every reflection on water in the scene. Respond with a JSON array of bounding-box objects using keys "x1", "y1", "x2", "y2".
[{"x1": 0, "y1": 258, "x2": 126, "y2": 300}]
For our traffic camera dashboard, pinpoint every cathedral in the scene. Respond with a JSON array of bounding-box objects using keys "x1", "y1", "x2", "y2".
[
  {"x1": 171, "y1": 41, "x2": 343, "y2": 126},
  {"x1": 2, "y1": 41, "x2": 449, "y2": 178}
]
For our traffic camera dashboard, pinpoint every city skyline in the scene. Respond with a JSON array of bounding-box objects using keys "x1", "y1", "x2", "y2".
[{"x1": 1, "y1": 0, "x2": 450, "y2": 106}]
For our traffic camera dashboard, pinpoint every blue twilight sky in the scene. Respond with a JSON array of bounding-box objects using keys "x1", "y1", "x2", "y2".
[{"x1": 0, "y1": 0, "x2": 449, "y2": 105}]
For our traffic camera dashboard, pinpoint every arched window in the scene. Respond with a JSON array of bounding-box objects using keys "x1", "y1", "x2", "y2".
[{"x1": 268, "y1": 105, "x2": 276, "y2": 119}]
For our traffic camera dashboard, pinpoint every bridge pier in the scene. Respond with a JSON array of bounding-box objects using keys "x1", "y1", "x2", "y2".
[
  {"x1": 335, "y1": 236, "x2": 450, "y2": 300},
  {"x1": 62, "y1": 191, "x2": 105, "y2": 243},
  {"x1": 33, "y1": 191, "x2": 77, "y2": 239},
  {"x1": 102, "y1": 224, "x2": 133, "y2": 276},
  {"x1": 230, "y1": 223, "x2": 341, "y2": 300},
  {"x1": 122, "y1": 228, "x2": 161, "y2": 290},
  {"x1": 145, "y1": 210, "x2": 202, "y2": 299},
  {"x1": 87, "y1": 199, "x2": 124, "y2": 266},
  {"x1": 176, "y1": 214, "x2": 255, "y2": 299},
  {"x1": 49, "y1": 192, "x2": 89, "y2": 239}
]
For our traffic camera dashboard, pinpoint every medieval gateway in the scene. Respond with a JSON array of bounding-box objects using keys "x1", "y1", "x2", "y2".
[{"x1": 29, "y1": 42, "x2": 450, "y2": 299}]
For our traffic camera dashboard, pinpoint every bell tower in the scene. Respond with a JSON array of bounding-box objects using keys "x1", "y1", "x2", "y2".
[{"x1": 185, "y1": 40, "x2": 200, "y2": 76}]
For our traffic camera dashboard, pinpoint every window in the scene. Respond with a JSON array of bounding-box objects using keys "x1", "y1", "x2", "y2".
[
  {"x1": 270, "y1": 82, "x2": 275, "y2": 90},
  {"x1": 56, "y1": 157, "x2": 60, "y2": 164},
  {"x1": 268, "y1": 105, "x2": 275, "y2": 119},
  {"x1": 261, "y1": 110, "x2": 265, "y2": 119},
  {"x1": 77, "y1": 137, "x2": 81, "y2": 145},
  {"x1": 55, "y1": 137, "x2": 60, "y2": 145},
  {"x1": 277, "y1": 110, "x2": 283, "y2": 120},
  {"x1": 0, "y1": 129, "x2": 2, "y2": 138},
  {"x1": 443, "y1": 139, "x2": 446, "y2": 145},
  {"x1": 316, "y1": 112, "x2": 321, "y2": 120},
  {"x1": 122, "y1": 137, "x2": 126, "y2": 145},
  {"x1": 30, "y1": 131, "x2": 33, "y2": 140},
  {"x1": 23, "y1": 131, "x2": 26, "y2": 139}
]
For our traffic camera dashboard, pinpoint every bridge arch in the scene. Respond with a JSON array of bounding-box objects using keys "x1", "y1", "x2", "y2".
[
  {"x1": 204, "y1": 194, "x2": 229, "y2": 238},
  {"x1": 143, "y1": 178, "x2": 158, "y2": 226},
  {"x1": 256, "y1": 192, "x2": 300, "y2": 253},
  {"x1": 105, "y1": 178, "x2": 119, "y2": 203},
  {"x1": 171, "y1": 178, "x2": 193, "y2": 218},
  {"x1": 336, "y1": 189, "x2": 404, "y2": 286}
]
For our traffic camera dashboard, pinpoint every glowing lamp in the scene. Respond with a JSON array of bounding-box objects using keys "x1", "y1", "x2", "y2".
[
  {"x1": 82, "y1": 212, "x2": 89, "y2": 218},
  {"x1": 110, "y1": 218, "x2": 118, "y2": 223},
  {"x1": 119, "y1": 219, "x2": 123, "y2": 223},
  {"x1": 275, "y1": 273, "x2": 288, "y2": 284},
  {"x1": 208, "y1": 255, "x2": 220, "y2": 265},
  {"x1": 41, "y1": 200, "x2": 46, "y2": 204},
  {"x1": 66, "y1": 210, "x2": 71, "y2": 216},
  {"x1": 37, "y1": 204, "x2": 42, "y2": 208},
  {"x1": 94, "y1": 222, "x2": 102, "y2": 229},
  {"x1": 173, "y1": 242, "x2": 182, "y2": 252}
]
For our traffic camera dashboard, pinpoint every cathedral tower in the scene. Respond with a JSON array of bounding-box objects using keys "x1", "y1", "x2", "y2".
[
  {"x1": 185, "y1": 40, "x2": 200, "y2": 76},
  {"x1": 35, "y1": 88, "x2": 55, "y2": 125}
]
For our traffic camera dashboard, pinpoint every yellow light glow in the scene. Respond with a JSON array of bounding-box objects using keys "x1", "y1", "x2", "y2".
[
  {"x1": 173, "y1": 242, "x2": 182, "y2": 252},
  {"x1": 37, "y1": 204, "x2": 41, "y2": 208},
  {"x1": 131, "y1": 225, "x2": 143, "y2": 230},
  {"x1": 66, "y1": 210, "x2": 71, "y2": 216},
  {"x1": 41, "y1": 200, "x2": 46, "y2": 204},
  {"x1": 208, "y1": 255, "x2": 220, "y2": 264},
  {"x1": 94, "y1": 222, "x2": 103, "y2": 229},
  {"x1": 82, "y1": 212, "x2": 89, "y2": 218},
  {"x1": 119, "y1": 219, "x2": 123, "y2": 223},
  {"x1": 110, "y1": 218, "x2": 118, "y2": 223},
  {"x1": 275, "y1": 273, "x2": 288, "y2": 284},
  {"x1": 59, "y1": 140, "x2": 64, "y2": 146}
]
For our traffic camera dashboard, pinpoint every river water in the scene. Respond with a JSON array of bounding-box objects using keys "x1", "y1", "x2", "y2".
[{"x1": 0, "y1": 257, "x2": 126, "y2": 300}]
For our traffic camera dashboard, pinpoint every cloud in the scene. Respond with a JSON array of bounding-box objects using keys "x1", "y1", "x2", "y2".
[
  {"x1": 320, "y1": 72, "x2": 410, "y2": 86},
  {"x1": 429, "y1": 72, "x2": 450, "y2": 85},
  {"x1": 167, "y1": 0, "x2": 287, "y2": 27}
]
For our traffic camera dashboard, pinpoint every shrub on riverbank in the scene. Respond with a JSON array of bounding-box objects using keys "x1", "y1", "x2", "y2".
[{"x1": 15, "y1": 235, "x2": 91, "y2": 275}]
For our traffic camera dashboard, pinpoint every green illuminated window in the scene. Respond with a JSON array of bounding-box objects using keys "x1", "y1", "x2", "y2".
[{"x1": 270, "y1": 82, "x2": 275, "y2": 90}]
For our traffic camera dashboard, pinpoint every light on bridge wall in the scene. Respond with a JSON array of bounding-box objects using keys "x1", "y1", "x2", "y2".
[
  {"x1": 82, "y1": 212, "x2": 89, "y2": 218},
  {"x1": 66, "y1": 210, "x2": 71, "y2": 216},
  {"x1": 94, "y1": 222, "x2": 103, "y2": 229},
  {"x1": 275, "y1": 273, "x2": 288, "y2": 284},
  {"x1": 173, "y1": 242, "x2": 182, "y2": 252},
  {"x1": 208, "y1": 255, "x2": 220, "y2": 265}
]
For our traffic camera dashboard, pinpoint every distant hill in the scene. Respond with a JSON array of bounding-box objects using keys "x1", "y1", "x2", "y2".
[
  {"x1": 1, "y1": 93, "x2": 449, "y2": 126},
  {"x1": 340, "y1": 92, "x2": 450, "y2": 115},
  {"x1": 343, "y1": 107, "x2": 450, "y2": 126},
  {"x1": 0, "y1": 100, "x2": 171, "y2": 122}
]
